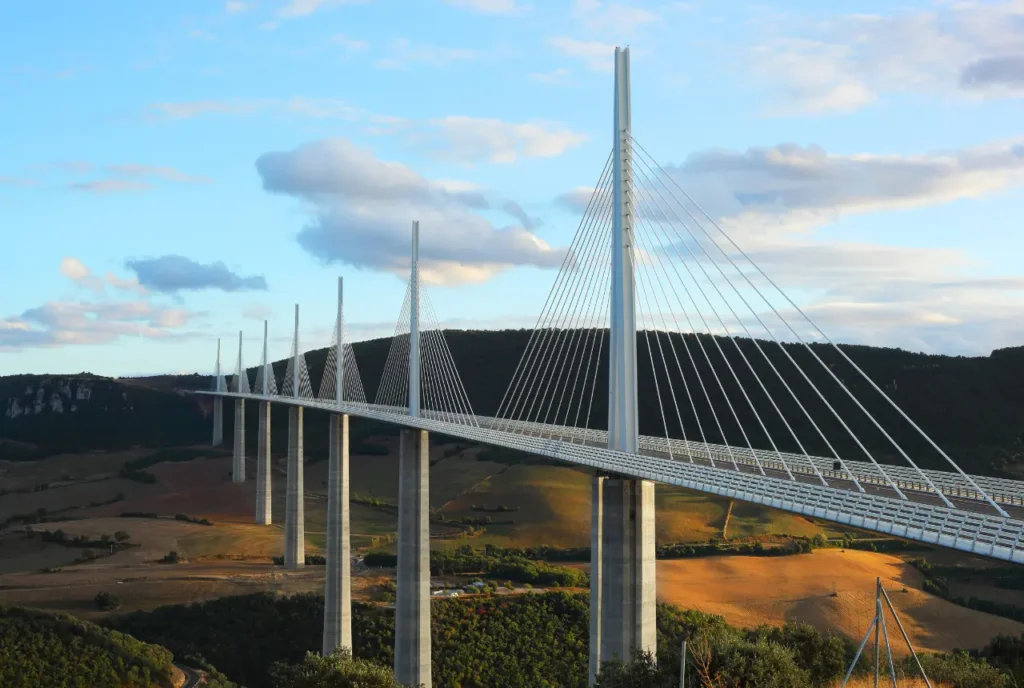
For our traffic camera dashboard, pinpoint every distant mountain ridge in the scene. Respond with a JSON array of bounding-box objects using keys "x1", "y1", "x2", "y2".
[{"x1": 2, "y1": 332, "x2": 1023, "y2": 477}]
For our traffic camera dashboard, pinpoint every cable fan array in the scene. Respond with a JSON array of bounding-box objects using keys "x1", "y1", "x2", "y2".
[
  {"x1": 233, "y1": 342, "x2": 251, "y2": 395},
  {"x1": 495, "y1": 137, "x2": 1005, "y2": 517},
  {"x1": 374, "y1": 281, "x2": 477, "y2": 426},
  {"x1": 318, "y1": 308, "x2": 368, "y2": 405}
]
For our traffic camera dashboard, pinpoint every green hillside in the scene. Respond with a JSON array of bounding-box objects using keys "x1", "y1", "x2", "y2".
[
  {"x1": 0, "y1": 605, "x2": 176, "y2": 688},
  {"x1": 3, "y1": 331, "x2": 1024, "y2": 477}
]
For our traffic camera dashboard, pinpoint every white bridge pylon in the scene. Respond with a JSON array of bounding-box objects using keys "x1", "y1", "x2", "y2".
[
  {"x1": 198, "y1": 47, "x2": 1024, "y2": 583},
  {"x1": 202, "y1": 39, "x2": 1024, "y2": 559}
]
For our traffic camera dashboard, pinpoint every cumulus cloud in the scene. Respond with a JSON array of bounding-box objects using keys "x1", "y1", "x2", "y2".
[
  {"x1": 547, "y1": 36, "x2": 618, "y2": 73},
  {"x1": 0, "y1": 258, "x2": 198, "y2": 351},
  {"x1": 413, "y1": 116, "x2": 587, "y2": 165},
  {"x1": 59, "y1": 257, "x2": 105, "y2": 293},
  {"x1": 58, "y1": 256, "x2": 151, "y2": 296},
  {"x1": 555, "y1": 138, "x2": 1024, "y2": 353},
  {"x1": 144, "y1": 99, "x2": 585, "y2": 166},
  {"x1": 750, "y1": 1, "x2": 1024, "y2": 114},
  {"x1": 443, "y1": 0, "x2": 525, "y2": 14},
  {"x1": 572, "y1": 0, "x2": 658, "y2": 33},
  {"x1": 255, "y1": 138, "x2": 566, "y2": 285},
  {"x1": 961, "y1": 55, "x2": 1024, "y2": 90},
  {"x1": 126, "y1": 255, "x2": 268, "y2": 294},
  {"x1": 0, "y1": 300, "x2": 199, "y2": 350}
]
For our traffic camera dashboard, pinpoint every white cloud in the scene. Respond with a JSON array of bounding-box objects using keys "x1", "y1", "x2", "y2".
[
  {"x1": 0, "y1": 300, "x2": 199, "y2": 350},
  {"x1": 547, "y1": 36, "x2": 618, "y2": 73},
  {"x1": 1, "y1": 261, "x2": 199, "y2": 351},
  {"x1": 243, "y1": 303, "x2": 273, "y2": 321},
  {"x1": 751, "y1": 1, "x2": 1024, "y2": 115},
  {"x1": 572, "y1": 1, "x2": 658, "y2": 33},
  {"x1": 105, "y1": 272, "x2": 149, "y2": 296},
  {"x1": 443, "y1": 0, "x2": 526, "y2": 15},
  {"x1": 556, "y1": 137, "x2": 1024, "y2": 353},
  {"x1": 59, "y1": 257, "x2": 104, "y2": 293},
  {"x1": 255, "y1": 138, "x2": 566, "y2": 285},
  {"x1": 105, "y1": 164, "x2": 212, "y2": 184},
  {"x1": 277, "y1": 0, "x2": 366, "y2": 19},
  {"x1": 415, "y1": 116, "x2": 588, "y2": 165},
  {"x1": 330, "y1": 33, "x2": 369, "y2": 52},
  {"x1": 146, "y1": 97, "x2": 586, "y2": 166},
  {"x1": 225, "y1": 0, "x2": 249, "y2": 12},
  {"x1": 69, "y1": 179, "x2": 151, "y2": 193},
  {"x1": 375, "y1": 38, "x2": 479, "y2": 70},
  {"x1": 530, "y1": 67, "x2": 573, "y2": 84}
]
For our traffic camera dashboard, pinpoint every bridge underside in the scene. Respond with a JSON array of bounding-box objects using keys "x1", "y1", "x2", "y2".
[{"x1": 201, "y1": 391, "x2": 1024, "y2": 565}]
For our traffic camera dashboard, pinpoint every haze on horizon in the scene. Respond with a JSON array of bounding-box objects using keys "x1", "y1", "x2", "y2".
[{"x1": 2, "y1": 0, "x2": 1023, "y2": 378}]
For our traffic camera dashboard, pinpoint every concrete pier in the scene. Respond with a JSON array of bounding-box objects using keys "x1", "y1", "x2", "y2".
[
  {"x1": 255, "y1": 402, "x2": 272, "y2": 525},
  {"x1": 600, "y1": 477, "x2": 656, "y2": 664},
  {"x1": 284, "y1": 406, "x2": 305, "y2": 569},
  {"x1": 395, "y1": 428, "x2": 431, "y2": 688},
  {"x1": 323, "y1": 413, "x2": 352, "y2": 655},
  {"x1": 212, "y1": 398, "x2": 223, "y2": 446},
  {"x1": 589, "y1": 474, "x2": 604, "y2": 686},
  {"x1": 232, "y1": 399, "x2": 245, "y2": 483}
]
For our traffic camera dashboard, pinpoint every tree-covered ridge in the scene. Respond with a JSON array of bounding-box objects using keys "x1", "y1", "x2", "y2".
[
  {"x1": 106, "y1": 590, "x2": 1019, "y2": 688},
  {"x1": 4, "y1": 332, "x2": 1024, "y2": 476},
  {"x1": 0, "y1": 605, "x2": 176, "y2": 688}
]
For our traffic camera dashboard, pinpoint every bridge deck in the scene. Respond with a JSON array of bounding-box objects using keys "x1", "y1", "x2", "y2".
[{"x1": 197, "y1": 391, "x2": 1024, "y2": 565}]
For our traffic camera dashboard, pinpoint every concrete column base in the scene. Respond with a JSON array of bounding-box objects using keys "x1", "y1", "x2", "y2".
[
  {"x1": 212, "y1": 398, "x2": 223, "y2": 447},
  {"x1": 255, "y1": 402, "x2": 271, "y2": 525},
  {"x1": 589, "y1": 473, "x2": 605, "y2": 686},
  {"x1": 232, "y1": 399, "x2": 245, "y2": 483},
  {"x1": 323, "y1": 414, "x2": 352, "y2": 655},
  {"x1": 284, "y1": 407, "x2": 305, "y2": 569},
  {"x1": 599, "y1": 477, "x2": 656, "y2": 665},
  {"x1": 395, "y1": 428, "x2": 431, "y2": 688}
]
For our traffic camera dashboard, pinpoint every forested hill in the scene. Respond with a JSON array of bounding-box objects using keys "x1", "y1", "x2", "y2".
[{"x1": 3, "y1": 330, "x2": 1023, "y2": 477}]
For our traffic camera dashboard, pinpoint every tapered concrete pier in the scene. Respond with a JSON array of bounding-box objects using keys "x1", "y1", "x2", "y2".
[
  {"x1": 600, "y1": 477, "x2": 656, "y2": 663},
  {"x1": 212, "y1": 338, "x2": 224, "y2": 446},
  {"x1": 255, "y1": 321, "x2": 273, "y2": 525},
  {"x1": 596, "y1": 46, "x2": 657, "y2": 672},
  {"x1": 323, "y1": 413, "x2": 352, "y2": 655},
  {"x1": 284, "y1": 406, "x2": 305, "y2": 569},
  {"x1": 395, "y1": 428, "x2": 431, "y2": 687},
  {"x1": 589, "y1": 474, "x2": 604, "y2": 685},
  {"x1": 232, "y1": 399, "x2": 245, "y2": 483},
  {"x1": 255, "y1": 401, "x2": 271, "y2": 524},
  {"x1": 212, "y1": 398, "x2": 223, "y2": 446}
]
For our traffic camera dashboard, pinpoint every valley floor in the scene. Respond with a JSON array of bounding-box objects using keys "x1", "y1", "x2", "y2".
[{"x1": 2, "y1": 443, "x2": 1023, "y2": 657}]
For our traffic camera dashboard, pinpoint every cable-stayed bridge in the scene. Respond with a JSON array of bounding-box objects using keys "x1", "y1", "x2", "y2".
[{"x1": 193, "y1": 47, "x2": 1024, "y2": 687}]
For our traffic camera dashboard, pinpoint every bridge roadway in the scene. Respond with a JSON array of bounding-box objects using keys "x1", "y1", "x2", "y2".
[{"x1": 198, "y1": 391, "x2": 1024, "y2": 565}]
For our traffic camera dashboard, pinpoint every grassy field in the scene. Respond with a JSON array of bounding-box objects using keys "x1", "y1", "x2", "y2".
[
  {"x1": 656, "y1": 550, "x2": 1024, "y2": 654},
  {"x1": 2, "y1": 440, "x2": 1022, "y2": 658}
]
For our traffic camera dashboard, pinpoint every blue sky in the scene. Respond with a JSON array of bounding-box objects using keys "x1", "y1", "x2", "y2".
[{"x1": 1, "y1": 0, "x2": 1023, "y2": 377}]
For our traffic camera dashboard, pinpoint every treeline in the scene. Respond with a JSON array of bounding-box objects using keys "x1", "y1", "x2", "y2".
[
  {"x1": 363, "y1": 545, "x2": 589, "y2": 588},
  {"x1": 7, "y1": 332, "x2": 1024, "y2": 476},
  {"x1": 913, "y1": 559, "x2": 1024, "y2": 624},
  {"x1": 104, "y1": 591, "x2": 1016, "y2": 688},
  {"x1": 0, "y1": 606, "x2": 176, "y2": 688}
]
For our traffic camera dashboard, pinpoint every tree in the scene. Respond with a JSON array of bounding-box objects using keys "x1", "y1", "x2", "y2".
[
  {"x1": 94, "y1": 591, "x2": 121, "y2": 611},
  {"x1": 269, "y1": 649, "x2": 405, "y2": 688},
  {"x1": 594, "y1": 651, "x2": 668, "y2": 687},
  {"x1": 113, "y1": 531, "x2": 130, "y2": 543}
]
